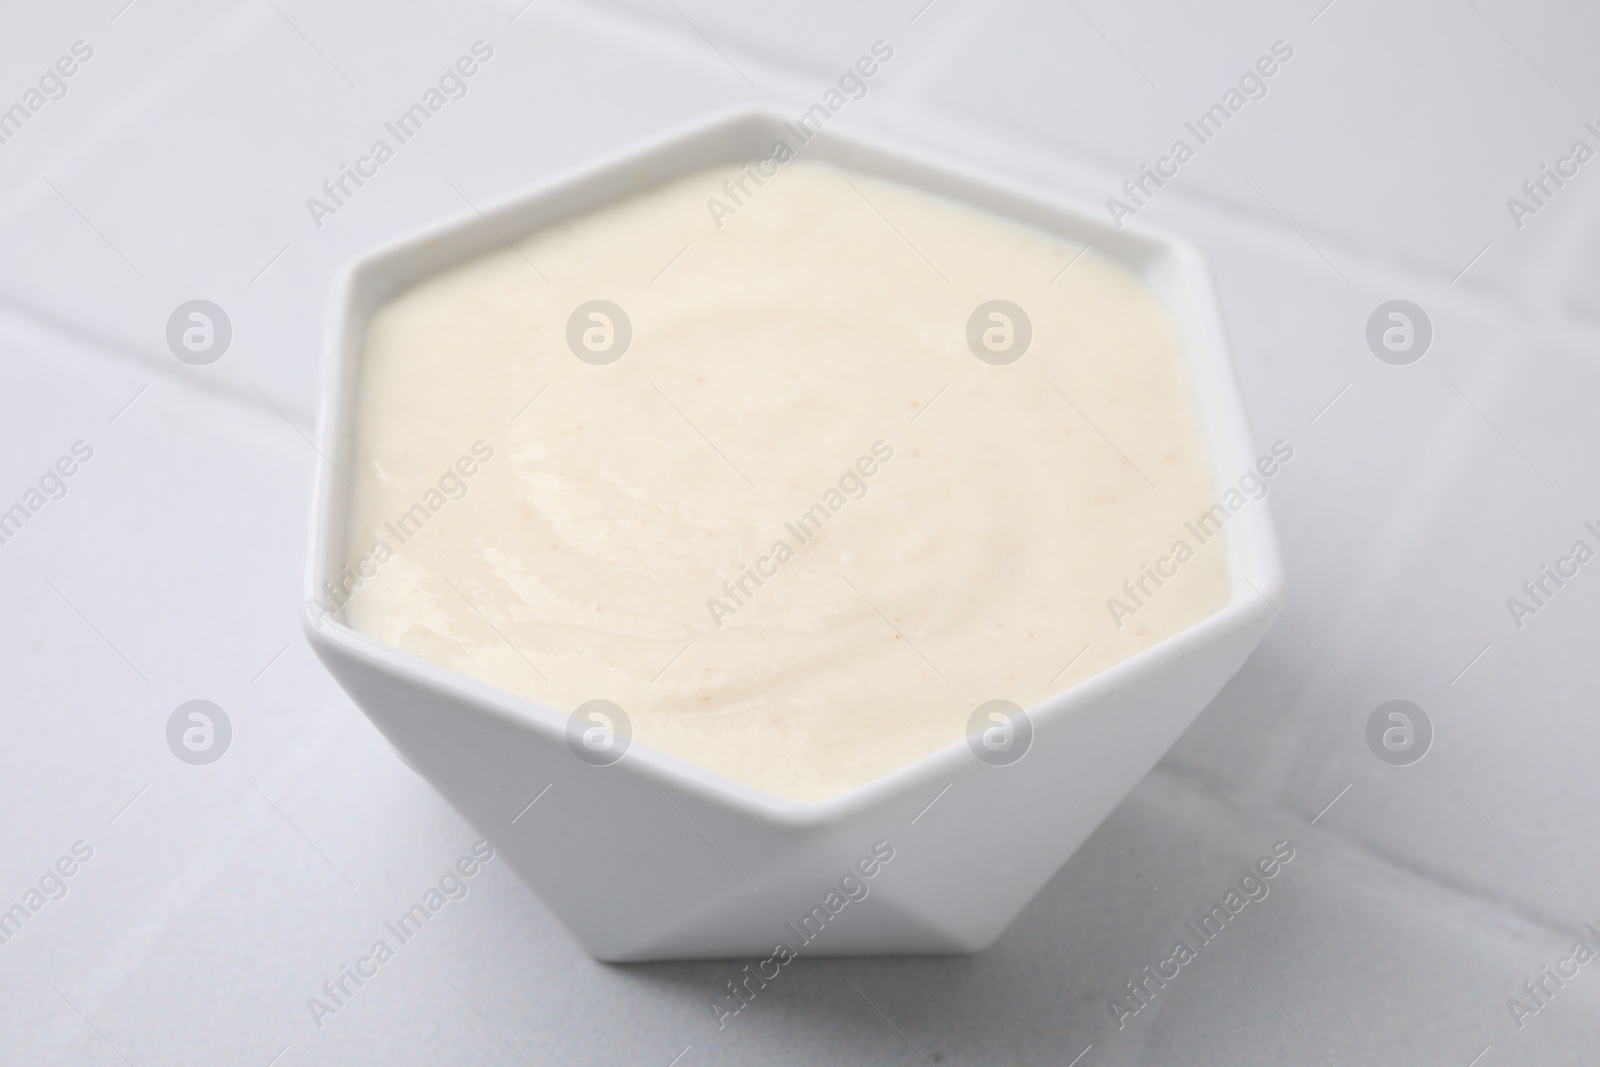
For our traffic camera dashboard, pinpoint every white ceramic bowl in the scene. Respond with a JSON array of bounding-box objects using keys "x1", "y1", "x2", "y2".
[{"x1": 303, "y1": 107, "x2": 1282, "y2": 962}]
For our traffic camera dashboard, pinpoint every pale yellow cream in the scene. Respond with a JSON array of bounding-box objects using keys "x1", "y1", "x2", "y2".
[{"x1": 342, "y1": 160, "x2": 1229, "y2": 803}]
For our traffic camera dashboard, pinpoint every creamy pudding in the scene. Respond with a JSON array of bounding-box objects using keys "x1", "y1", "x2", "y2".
[{"x1": 338, "y1": 159, "x2": 1229, "y2": 803}]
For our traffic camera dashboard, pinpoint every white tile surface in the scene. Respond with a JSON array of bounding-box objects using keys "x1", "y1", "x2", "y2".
[
  {"x1": 928, "y1": 0, "x2": 1600, "y2": 292},
  {"x1": 4, "y1": 0, "x2": 1600, "y2": 1063}
]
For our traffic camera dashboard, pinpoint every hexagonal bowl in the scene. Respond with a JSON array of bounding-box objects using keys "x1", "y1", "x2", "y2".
[{"x1": 302, "y1": 106, "x2": 1282, "y2": 962}]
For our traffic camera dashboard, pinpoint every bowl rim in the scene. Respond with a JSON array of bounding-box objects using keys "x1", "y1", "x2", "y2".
[{"x1": 302, "y1": 103, "x2": 1284, "y2": 829}]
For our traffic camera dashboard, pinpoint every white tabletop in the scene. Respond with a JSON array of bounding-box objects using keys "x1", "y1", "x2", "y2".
[{"x1": 3, "y1": 1, "x2": 1599, "y2": 1063}]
